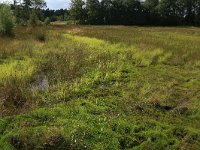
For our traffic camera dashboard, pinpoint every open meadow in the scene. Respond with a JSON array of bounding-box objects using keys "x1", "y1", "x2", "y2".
[{"x1": 0, "y1": 25, "x2": 200, "y2": 149}]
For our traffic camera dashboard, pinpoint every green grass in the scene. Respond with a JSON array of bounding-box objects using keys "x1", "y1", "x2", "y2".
[{"x1": 0, "y1": 25, "x2": 200, "y2": 149}]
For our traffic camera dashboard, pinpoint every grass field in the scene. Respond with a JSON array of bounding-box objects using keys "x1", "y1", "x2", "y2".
[{"x1": 0, "y1": 25, "x2": 200, "y2": 149}]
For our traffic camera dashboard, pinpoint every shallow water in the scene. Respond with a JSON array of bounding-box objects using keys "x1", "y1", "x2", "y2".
[{"x1": 31, "y1": 74, "x2": 49, "y2": 91}]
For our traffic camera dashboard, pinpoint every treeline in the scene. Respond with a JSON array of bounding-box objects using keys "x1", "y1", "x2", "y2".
[
  {"x1": 12, "y1": 6, "x2": 68, "y2": 24},
  {"x1": 42, "y1": 9, "x2": 69, "y2": 22},
  {"x1": 1, "y1": 0, "x2": 200, "y2": 27},
  {"x1": 69, "y1": 0, "x2": 200, "y2": 26},
  {"x1": 10, "y1": 0, "x2": 46, "y2": 25},
  {"x1": 10, "y1": 0, "x2": 68, "y2": 25}
]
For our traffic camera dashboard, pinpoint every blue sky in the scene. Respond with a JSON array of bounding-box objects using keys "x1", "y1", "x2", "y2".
[{"x1": 0, "y1": 0, "x2": 70, "y2": 10}]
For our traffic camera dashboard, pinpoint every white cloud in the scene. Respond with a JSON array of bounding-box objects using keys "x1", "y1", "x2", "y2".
[
  {"x1": 46, "y1": 0, "x2": 70, "y2": 9},
  {"x1": 0, "y1": 0, "x2": 13, "y2": 4}
]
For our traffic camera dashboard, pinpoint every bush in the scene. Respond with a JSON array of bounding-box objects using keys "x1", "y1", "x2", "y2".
[
  {"x1": 28, "y1": 11, "x2": 39, "y2": 27},
  {"x1": 35, "y1": 29, "x2": 46, "y2": 42},
  {"x1": 0, "y1": 4, "x2": 15, "y2": 36},
  {"x1": 44, "y1": 17, "x2": 51, "y2": 26},
  {"x1": 36, "y1": 33, "x2": 46, "y2": 42}
]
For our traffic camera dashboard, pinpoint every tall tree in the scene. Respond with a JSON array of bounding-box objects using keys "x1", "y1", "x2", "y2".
[
  {"x1": 144, "y1": 0, "x2": 160, "y2": 25},
  {"x1": 101, "y1": 0, "x2": 112, "y2": 24},
  {"x1": 19, "y1": 0, "x2": 46, "y2": 23},
  {"x1": 70, "y1": 0, "x2": 86, "y2": 24},
  {"x1": 0, "y1": 4, "x2": 15, "y2": 36},
  {"x1": 110, "y1": 0, "x2": 125, "y2": 24},
  {"x1": 158, "y1": 0, "x2": 180, "y2": 25},
  {"x1": 22, "y1": 0, "x2": 32, "y2": 21},
  {"x1": 123, "y1": 0, "x2": 144, "y2": 25},
  {"x1": 86, "y1": 0, "x2": 102, "y2": 24},
  {"x1": 195, "y1": 0, "x2": 200, "y2": 25},
  {"x1": 184, "y1": 0, "x2": 196, "y2": 25}
]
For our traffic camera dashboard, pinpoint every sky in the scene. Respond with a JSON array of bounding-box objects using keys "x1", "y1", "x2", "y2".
[
  {"x1": 0, "y1": 0, "x2": 70, "y2": 10},
  {"x1": 45, "y1": 0, "x2": 70, "y2": 10}
]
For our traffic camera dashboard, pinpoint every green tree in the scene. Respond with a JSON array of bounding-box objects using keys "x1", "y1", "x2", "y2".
[
  {"x1": 195, "y1": 0, "x2": 200, "y2": 25},
  {"x1": 101, "y1": 0, "x2": 112, "y2": 24},
  {"x1": 70, "y1": 0, "x2": 86, "y2": 24},
  {"x1": 158, "y1": 0, "x2": 180, "y2": 25},
  {"x1": 110, "y1": 0, "x2": 124, "y2": 24},
  {"x1": 28, "y1": 10, "x2": 39, "y2": 26},
  {"x1": 144, "y1": 0, "x2": 160, "y2": 24},
  {"x1": 86, "y1": 0, "x2": 102, "y2": 24},
  {"x1": 0, "y1": 4, "x2": 15, "y2": 36},
  {"x1": 21, "y1": 0, "x2": 46, "y2": 23},
  {"x1": 123, "y1": 0, "x2": 144, "y2": 25},
  {"x1": 184, "y1": 0, "x2": 197, "y2": 25}
]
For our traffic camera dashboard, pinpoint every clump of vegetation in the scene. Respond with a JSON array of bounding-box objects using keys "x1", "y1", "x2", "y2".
[
  {"x1": 44, "y1": 17, "x2": 51, "y2": 26},
  {"x1": 28, "y1": 12, "x2": 39, "y2": 27},
  {"x1": 0, "y1": 4, "x2": 15, "y2": 36},
  {"x1": 36, "y1": 32, "x2": 46, "y2": 42}
]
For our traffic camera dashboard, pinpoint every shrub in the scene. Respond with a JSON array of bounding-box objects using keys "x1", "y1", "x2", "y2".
[
  {"x1": 0, "y1": 4, "x2": 15, "y2": 36},
  {"x1": 28, "y1": 11, "x2": 39, "y2": 27},
  {"x1": 44, "y1": 17, "x2": 51, "y2": 26},
  {"x1": 36, "y1": 31, "x2": 46, "y2": 42}
]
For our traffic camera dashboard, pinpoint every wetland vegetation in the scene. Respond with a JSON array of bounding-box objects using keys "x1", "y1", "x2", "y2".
[{"x1": 0, "y1": 25, "x2": 200, "y2": 149}]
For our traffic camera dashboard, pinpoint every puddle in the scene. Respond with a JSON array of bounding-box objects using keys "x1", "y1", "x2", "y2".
[{"x1": 31, "y1": 74, "x2": 49, "y2": 91}]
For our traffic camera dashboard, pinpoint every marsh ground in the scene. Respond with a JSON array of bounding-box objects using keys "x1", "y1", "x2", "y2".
[{"x1": 0, "y1": 25, "x2": 200, "y2": 149}]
